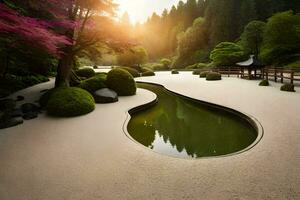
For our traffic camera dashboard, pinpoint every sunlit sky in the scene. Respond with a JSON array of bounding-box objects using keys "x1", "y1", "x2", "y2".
[{"x1": 114, "y1": 0, "x2": 187, "y2": 24}]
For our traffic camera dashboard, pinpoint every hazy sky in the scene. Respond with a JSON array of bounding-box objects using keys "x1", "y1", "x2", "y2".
[{"x1": 114, "y1": 0, "x2": 187, "y2": 24}]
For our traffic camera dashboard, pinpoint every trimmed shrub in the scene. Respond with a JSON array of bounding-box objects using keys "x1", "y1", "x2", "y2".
[
  {"x1": 106, "y1": 69, "x2": 136, "y2": 96},
  {"x1": 142, "y1": 71, "x2": 155, "y2": 77},
  {"x1": 152, "y1": 63, "x2": 167, "y2": 71},
  {"x1": 161, "y1": 58, "x2": 172, "y2": 68},
  {"x1": 280, "y1": 83, "x2": 295, "y2": 92},
  {"x1": 119, "y1": 67, "x2": 140, "y2": 77},
  {"x1": 259, "y1": 80, "x2": 270, "y2": 86},
  {"x1": 200, "y1": 71, "x2": 210, "y2": 78},
  {"x1": 193, "y1": 69, "x2": 201, "y2": 75},
  {"x1": 75, "y1": 68, "x2": 95, "y2": 78},
  {"x1": 171, "y1": 70, "x2": 179, "y2": 74},
  {"x1": 206, "y1": 72, "x2": 222, "y2": 81},
  {"x1": 78, "y1": 74, "x2": 107, "y2": 94},
  {"x1": 46, "y1": 87, "x2": 95, "y2": 117}
]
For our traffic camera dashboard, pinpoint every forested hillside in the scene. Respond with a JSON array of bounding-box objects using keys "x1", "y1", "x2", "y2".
[{"x1": 132, "y1": 0, "x2": 300, "y2": 68}]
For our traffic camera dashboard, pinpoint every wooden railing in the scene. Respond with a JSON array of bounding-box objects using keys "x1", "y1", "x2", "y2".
[{"x1": 262, "y1": 67, "x2": 300, "y2": 84}]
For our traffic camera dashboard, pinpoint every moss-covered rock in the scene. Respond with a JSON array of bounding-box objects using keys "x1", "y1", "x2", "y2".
[
  {"x1": 200, "y1": 71, "x2": 210, "y2": 78},
  {"x1": 171, "y1": 70, "x2": 179, "y2": 74},
  {"x1": 193, "y1": 69, "x2": 201, "y2": 75},
  {"x1": 78, "y1": 74, "x2": 107, "y2": 94},
  {"x1": 119, "y1": 67, "x2": 140, "y2": 77},
  {"x1": 206, "y1": 72, "x2": 222, "y2": 81},
  {"x1": 259, "y1": 80, "x2": 270, "y2": 86},
  {"x1": 75, "y1": 68, "x2": 95, "y2": 78},
  {"x1": 46, "y1": 87, "x2": 95, "y2": 117},
  {"x1": 141, "y1": 71, "x2": 155, "y2": 77},
  {"x1": 106, "y1": 69, "x2": 136, "y2": 96},
  {"x1": 280, "y1": 83, "x2": 295, "y2": 92}
]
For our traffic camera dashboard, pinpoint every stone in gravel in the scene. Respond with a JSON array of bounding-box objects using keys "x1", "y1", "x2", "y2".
[
  {"x1": 22, "y1": 112, "x2": 38, "y2": 120},
  {"x1": 93, "y1": 88, "x2": 118, "y2": 104},
  {"x1": 0, "y1": 118, "x2": 23, "y2": 129},
  {"x1": 21, "y1": 103, "x2": 40, "y2": 113}
]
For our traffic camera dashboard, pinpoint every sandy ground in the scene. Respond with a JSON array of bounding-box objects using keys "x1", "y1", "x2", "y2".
[{"x1": 0, "y1": 72, "x2": 299, "y2": 200}]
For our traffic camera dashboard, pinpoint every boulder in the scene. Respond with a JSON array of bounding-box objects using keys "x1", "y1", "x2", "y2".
[
  {"x1": 21, "y1": 103, "x2": 40, "y2": 113},
  {"x1": 93, "y1": 88, "x2": 118, "y2": 104},
  {"x1": 22, "y1": 112, "x2": 38, "y2": 120},
  {"x1": 11, "y1": 108, "x2": 23, "y2": 118},
  {"x1": 16, "y1": 95, "x2": 25, "y2": 101}
]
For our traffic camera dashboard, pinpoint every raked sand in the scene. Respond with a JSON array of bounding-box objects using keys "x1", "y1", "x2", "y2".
[{"x1": 0, "y1": 72, "x2": 299, "y2": 200}]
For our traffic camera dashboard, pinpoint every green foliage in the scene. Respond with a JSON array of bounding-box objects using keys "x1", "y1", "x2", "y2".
[
  {"x1": 75, "y1": 68, "x2": 96, "y2": 78},
  {"x1": 141, "y1": 71, "x2": 155, "y2": 77},
  {"x1": 210, "y1": 42, "x2": 247, "y2": 66},
  {"x1": 152, "y1": 63, "x2": 168, "y2": 71},
  {"x1": 0, "y1": 74, "x2": 49, "y2": 97},
  {"x1": 186, "y1": 62, "x2": 208, "y2": 69},
  {"x1": 160, "y1": 58, "x2": 172, "y2": 68},
  {"x1": 46, "y1": 87, "x2": 95, "y2": 117},
  {"x1": 259, "y1": 80, "x2": 269, "y2": 86},
  {"x1": 260, "y1": 11, "x2": 300, "y2": 66},
  {"x1": 240, "y1": 20, "x2": 266, "y2": 56},
  {"x1": 206, "y1": 72, "x2": 222, "y2": 81},
  {"x1": 280, "y1": 84, "x2": 295, "y2": 92},
  {"x1": 119, "y1": 67, "x2": 140, "y2": 77},
  {"x1": 285, "y1": 60, "x2": 300, "y2": 69},
  {"x1": 106, "y1": 69, "x2": 136, "y2": 96},
  {"x1": 200, "y1": 71, "x2": 210, "y2": 78},
  {"x1": 117, "y1": 46, "x2": 148, "y2": 66},
  {"x1": 78, "y1": 74, "x2": 107, "y2": 94}
]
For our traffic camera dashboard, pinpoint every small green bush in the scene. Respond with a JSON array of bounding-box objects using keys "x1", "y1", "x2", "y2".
[
  {"x1": 259, "y1": 80, "x2": 270, "y2": 86},
  {"x1": 106, "y1": 69, "x2": 136, "y2": 96},
  {"x1": 119, "y1": 67, "x2": 140, "y2": 77},
  {"x1": 200, "y1": 71, "x2": 210, "y2": 78},
  {"x1": 142, "y1": 71, "x2": 155, "y2": 76},
  {"x1": 193, "y1": 69, "x2": 201, "y2": 75},
  {"x1": 46, "y1": 87, "x2": 95, "y2": 117},
  {"x1": 171, "y1": 70, "x2": 179, "y2": 74},
  {"x1": 160, "y1": 58, "x2": 172, "y2": 68},
  {"x1": 280, "y1": 83, "x2": 295, "y2": 92},
  {"x1": 206, "y1": 72, "x2": 222, "y2": 81},
  {"x1": 75, "y1": 68, "x2": 95, "y2": 78},
  {"x1": 78, "y1": 74, "x2": 107, "y2": 93}
]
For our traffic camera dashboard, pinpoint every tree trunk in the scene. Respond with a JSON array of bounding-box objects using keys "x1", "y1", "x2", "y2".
[{"x1": 55, "y1": 53, "x2": 74, "y2": 87}]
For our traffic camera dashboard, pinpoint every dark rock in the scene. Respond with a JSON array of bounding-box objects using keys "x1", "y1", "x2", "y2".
[
  {"x1": 0, "y1": 118, "x2": 23, "y2": 129},
  {"x1": 22, "y1": 111, "x2": 38, "y2": 120},
  {"x1": 0, "y1": 99, "x2": 16, "y2": 111},
  {"x1": 21, "y1": 103, "x2": 40, "y2": 113},
  {"x1": 40, "y1": 89, "x2": 49, "y2": 93},
  {"x1": 16, "y1": 95, "x2": 25, "y2": 101},
  {"x1": 11, "y1": 108, "x2": 23, "y2": 118},
  {"x1": 93, "y1": 65, "x2": 98, "y2": 69},
  {"x1": 93, "y1": 88, "x2": 118, "y2": 104}
]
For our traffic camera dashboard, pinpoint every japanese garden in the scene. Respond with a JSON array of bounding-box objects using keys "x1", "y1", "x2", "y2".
[{"x1": 0, "y1": 0, "x2": 299, "y2": 199}]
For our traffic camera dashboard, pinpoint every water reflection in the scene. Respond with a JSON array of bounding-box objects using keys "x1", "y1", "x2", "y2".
[{"x1": 127, "y1": 83, "x2": 257, "y2": 158}]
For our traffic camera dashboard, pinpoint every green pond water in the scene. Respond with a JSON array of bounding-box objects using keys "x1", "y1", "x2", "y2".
[{"x1": 127, "y1": 83, "x2": 258, "y2": 158}]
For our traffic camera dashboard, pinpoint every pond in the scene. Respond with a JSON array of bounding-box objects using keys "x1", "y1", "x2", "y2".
[{"x1": 126, "y1": 83, "x2": 259, "y2": 159}]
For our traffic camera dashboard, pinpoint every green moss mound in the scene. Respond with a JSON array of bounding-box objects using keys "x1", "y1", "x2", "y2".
[
  {"x1": 75, "y1": 68, "x2": 95, "y2": 78},
  {"x1": 206, "y1": 72, "x2": 222, "y2": 81},
  {"x1": 78, "y1": 74, "x2": 107, "y2": 93},
  {"x1": 193, "y1": 70, "x2": 201, "y2": 75},
  {"x1": 280, "y1": 83, "x2": 295, "y2": 92},
  {"x1": 119, "y1": 67, "x2": 140, "y2": 77},
  {"x1": 200, "y1": 71, "x2": 210, "y2": 78},
  {"x1": 259, "y1": 80, "x2": 270, "y2": 86},
  {"x1": 106, "y1": 69, "x2": 136, "y2": 96},
  {"x1": 171, "y1": 70, "x2": 179, "y2": 74},
  {"x1": 141, "y1": 71, "x2": 155, "y2": 77},
  {"x1": 46, "y1": 87, "x2": 95, "y2": 117}
]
